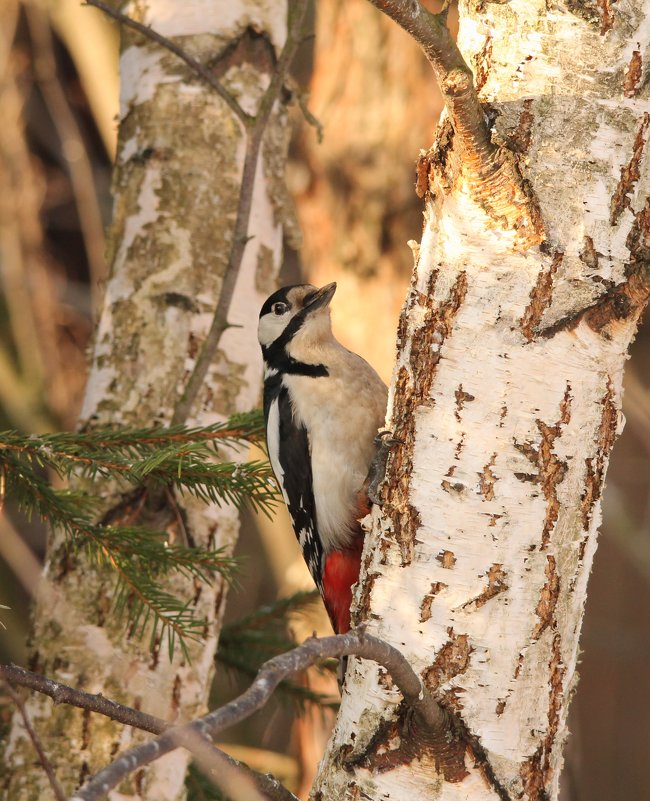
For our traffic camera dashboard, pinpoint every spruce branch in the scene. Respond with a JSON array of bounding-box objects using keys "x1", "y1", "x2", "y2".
[
  {"x1": 0, "y1": 414, "x2": 275, "y2": 519},
  {"x1": 0, "y1": 410, "x2": 265, "y2": 477},
  {"x1": 0, "y1": 413, "x2": 278, "y2": 656}
]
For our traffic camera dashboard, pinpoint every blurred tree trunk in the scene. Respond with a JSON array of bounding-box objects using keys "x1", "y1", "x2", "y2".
[
  {"x1": 1, "y1": 1, "x2": 291, "y2": 799},
  {"x1": 314, "y1": 2, "x2": 650, "y2": 800},
  {"x1": 292, "y1": 0, "x2": 451, "y2": 378}
]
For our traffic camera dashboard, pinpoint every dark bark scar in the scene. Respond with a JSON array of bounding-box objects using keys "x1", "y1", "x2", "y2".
[
  {"x1": 422, "y1": 629, "x2": 473, "y2": 693},
  {"x1": 532, "y1": 555, "x2": 559, "y2": 641},
  {"x1": 510, "y1": 98, "x2": 535, "y2": 154},
  {"x1": 454, "y1": 384, "x2": 475, "y2": 422},
  {"x1": 478, "y1": 452, "x2": 498, "y2": 500},
  {"x1": 598, "y1": 0, "x2": 615, "y2": 34},
  {"x1": 580, "y1": 381, "x2": 618, "y2": 530},
  {"x1": 352, "y1": 571, "x2": 381, "y2": 626},
  {"x1": 513, "y1": 384, "x2": 572, "y2": 549},
  {"x1": 420, "y1": 582, "x2": 448, "y2": 622},
  {"x1": 384, "y1": 271, "x2": 468, "y2": 566},
  {"x1": 610, "y1": 112, "x2": 650, "y2": 226},
  {"x1": 520, "y1": 250, "x2": 563, "y2": 341},
  {"x1": 539, "y1": 268, "x2": 650, "y2": 340},
  {"x1": 579, "y1": 235, "x2": 599, "y2": 270},
  {"x1": 473, "y1": 32, "x2": 493, "y2": 92},
  {"x1": 458, "y1": 564, "x2": 508, "y2": 611},
  {"x1": 520, "y1": 633, "x2": 565, "y2": 799},
  {"x1": 436, "y1": 550, "x2": 457, "y2": 569},
  {"x1": 624, "y1": 50, "x2": 643, "y2": 98}
]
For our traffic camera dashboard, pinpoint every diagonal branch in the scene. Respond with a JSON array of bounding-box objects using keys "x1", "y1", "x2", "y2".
[
  {"x1": 368, "y1": 1, "x2": 496, "y2": 166},
  {"x1": 368, "y1": 0, "x2": 492, "y2": 156},
  {"x1": 0, "y1": 663, "x2": 299, "y2": 801},
  {"x1": 84, "y1": 0, "x2": 312, "y2": 424},
  {"x1": 83, "y1": 0, "x2": 251, "y2": 125},
  {"x1": 171, "y1": 0, "x2": 309, "y2": 424},
  {"x1": 366, "y1": 0, "x2": 544, "y2": 247},
  {"x1": 70, "y1": 629, "x2": 450, "y2": 801}
]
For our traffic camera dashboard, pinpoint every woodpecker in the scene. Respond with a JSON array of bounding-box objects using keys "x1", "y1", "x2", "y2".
[{"x1": 258, "y1": 282, "x2": 388, "y2": 634}]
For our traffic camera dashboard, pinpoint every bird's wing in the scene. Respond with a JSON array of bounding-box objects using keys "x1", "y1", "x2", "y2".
[{"x1": 265, "y1": 384, "x2": 324, "y2": 593}]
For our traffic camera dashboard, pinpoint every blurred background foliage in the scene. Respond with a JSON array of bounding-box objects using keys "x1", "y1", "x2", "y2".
[{"x1": 0, "y1": 1, "x2": 648, "y2": 799}]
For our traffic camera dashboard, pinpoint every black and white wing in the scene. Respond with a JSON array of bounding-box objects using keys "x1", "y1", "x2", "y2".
[{"x1": 264, "y1": 377, "x2": 324, "y2": 592}]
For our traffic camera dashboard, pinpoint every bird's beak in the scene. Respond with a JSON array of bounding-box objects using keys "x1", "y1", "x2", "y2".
[{"x1": 304, "y1": 282, "x2": 336, "y2": 313}]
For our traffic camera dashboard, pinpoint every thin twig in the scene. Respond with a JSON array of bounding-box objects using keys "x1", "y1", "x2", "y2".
[
  {"x1": 2, "y1": 680, "x2": 66, "y2": 801},
  {"x1": 0, "y1": 663, "x2": 299, "y2": 801},
  {"x1": 70, "y1": 629, "x2": 449, "y2": 801},
  {"x1": 0, "y1": 663, "x2": 165, "y2": 733},
  {"x1": 84, "y1": 0, "x2": 310, "y2": 423},
  {"x1": 366, "y1": 0, "x2": 544, "y2": 246},
  {"x1": 172, "y1": 0, "x2": 310, "y2": 424},
  {"x1": 83, "y1": 0, "x2": 251, "y2": 125},
  {"x1": 366, "y1": 0, "x2": 495, "y2": 166},
  {"x1": 170, "y1": 728, "x2": 267, "y2": 801}
]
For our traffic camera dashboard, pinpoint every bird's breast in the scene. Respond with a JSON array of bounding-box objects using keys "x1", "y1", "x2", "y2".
[{"x1": 283, "y1": 360, "x2": 387, "y2": 551}]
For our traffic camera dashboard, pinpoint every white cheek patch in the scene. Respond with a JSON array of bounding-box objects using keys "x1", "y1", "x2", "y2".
[{"x1": 258, "y1": 312, "x2": 290, "y2": 346}]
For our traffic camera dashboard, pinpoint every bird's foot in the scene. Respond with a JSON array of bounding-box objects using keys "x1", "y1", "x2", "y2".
[{"x1": 366, "y1": 430, "x2": 402, "y2": 506}]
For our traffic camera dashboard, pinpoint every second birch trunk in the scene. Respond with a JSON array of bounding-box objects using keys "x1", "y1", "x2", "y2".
[{"x1": 1, "y1": 2, "x2": 291, "y2": 799}]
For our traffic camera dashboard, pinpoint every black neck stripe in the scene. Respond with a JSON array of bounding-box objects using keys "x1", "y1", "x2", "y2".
[
  {"x1": 264, "y1": 350, "x2": 328, "y2": 378},
  {"x1": 263, "y1": 310, "x2": 308, "y2": 365}
]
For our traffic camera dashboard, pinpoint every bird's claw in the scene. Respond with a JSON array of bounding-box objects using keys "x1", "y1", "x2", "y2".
[{"x1": 367, "y1": 430, "x2": 402, "y2": 506}]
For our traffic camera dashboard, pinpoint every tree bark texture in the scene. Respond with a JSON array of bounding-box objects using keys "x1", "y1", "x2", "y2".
[
  {"x1": 314, "y1": 2, "x2": 650, "y2": 800},
  {"x1": 1, "y1": 2, "x2": 290, "y2": 799}
]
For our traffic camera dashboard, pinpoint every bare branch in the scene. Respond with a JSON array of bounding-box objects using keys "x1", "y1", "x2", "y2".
[
  {"x1": 0, "y1": 663, "x2": 299, "y2": 801},
  {"x1": 172, "y1": 0, "x2": 310, "y2": 424},
  {"x1": 83, "y1": 0, "x2": 251, "y2": 125},
  {"x1": 0, "y1": 663, "x2": 164, "y2": 733},
  {"x1": 70, "y1": 629, "x2": 449, "y2": 801},
  {"x1": 84, "y1": 0, "x2": 310, "y2": 424},
  {"x1": 367, "y1": 2, "x2": 495, "y2": 168},
  {"x1": 366, "y1": 0, "x2": 544, "y2": 247},
  {"x1": 170, "y1": 728, "x2": 267, "y2": 801},
  {"x1": 2, "y1": 681, "x2": 66, "y2": 801}
]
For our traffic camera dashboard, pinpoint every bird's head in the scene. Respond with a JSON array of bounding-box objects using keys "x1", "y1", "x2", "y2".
[{"x1": 258, "y1": 283, "x2": 336, "y2": 356}]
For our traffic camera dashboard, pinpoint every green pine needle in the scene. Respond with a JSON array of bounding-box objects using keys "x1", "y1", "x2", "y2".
[{"x1": 0, "y1": 411, "x2": 277, "y2": 658}]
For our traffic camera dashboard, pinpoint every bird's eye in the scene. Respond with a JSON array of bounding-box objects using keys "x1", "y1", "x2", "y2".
[{"x1": 272, "y1": 302, "x2": 288, "y2": 316}]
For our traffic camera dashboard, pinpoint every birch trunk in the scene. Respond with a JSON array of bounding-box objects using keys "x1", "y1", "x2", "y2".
[
  {"x1": 1, "y1": 2, "x2": 290, "y2": 799},
  {"x1": 314, "y1": 2, "x2": 650, "y2": 800}
]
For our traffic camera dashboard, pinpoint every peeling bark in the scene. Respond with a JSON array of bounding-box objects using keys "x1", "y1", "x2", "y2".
[
  {"x1": 1, "y1": 2, "x2": 290, "y2": 800},
  {"x1": 314, "y1": 1, "x2": 650, "y2": 799}
]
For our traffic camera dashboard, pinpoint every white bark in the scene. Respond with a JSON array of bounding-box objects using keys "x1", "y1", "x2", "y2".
[
  {"x1": 314, "y1": 2, "x2": 649, "y2": 800},
  {"x1": 2, "y1": 2, "x2": 289, "y2": 800}
]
